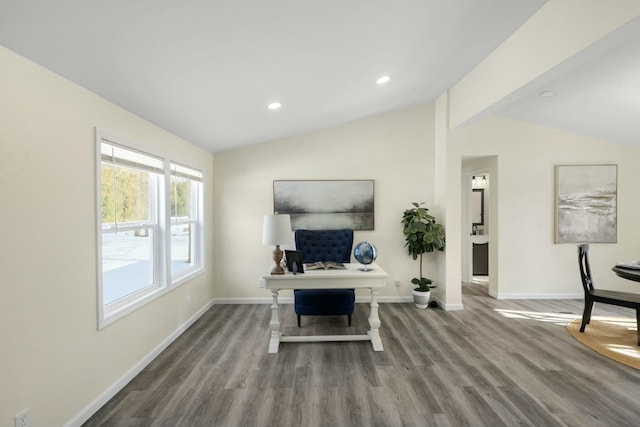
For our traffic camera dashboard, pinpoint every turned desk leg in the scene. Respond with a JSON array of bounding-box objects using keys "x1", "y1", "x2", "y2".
[
  {"x1": 368, "y1": 289, "x2": 384, "y2": 351},
  {"x1": 268, "y1": 289, "x2": 281, "y2": 354}
]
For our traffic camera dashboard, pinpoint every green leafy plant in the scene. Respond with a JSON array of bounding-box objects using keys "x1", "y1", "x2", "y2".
[{"x1": 401, "y1": 202, "x2": 446, "y2": 292}]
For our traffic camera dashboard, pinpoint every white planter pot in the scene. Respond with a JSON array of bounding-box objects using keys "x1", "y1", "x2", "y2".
[{"x1": 412, "y1": 289, "x2": 431, "y2": 309}]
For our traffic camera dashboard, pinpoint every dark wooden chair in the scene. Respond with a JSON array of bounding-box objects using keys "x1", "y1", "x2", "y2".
[{"x1": 578, "y1": 244, "x2": 640, "y2": 345}]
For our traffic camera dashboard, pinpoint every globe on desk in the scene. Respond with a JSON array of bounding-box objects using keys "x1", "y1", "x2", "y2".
[{"x1": 353, "y1": 241, "x2": 377, "y2": 271}]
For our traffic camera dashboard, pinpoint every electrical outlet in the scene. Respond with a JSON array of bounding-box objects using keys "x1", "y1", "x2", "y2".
[
  {"x1": 394, "y1": 278, "x2": 400, "y2": 287},
  {"x1": 15, "y1": 408, "x2": 29, "y2": 427}
]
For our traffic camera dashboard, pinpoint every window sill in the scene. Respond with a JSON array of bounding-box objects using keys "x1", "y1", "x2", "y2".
[{"x1": 99, "y1": 266, "x2": 205, "y2": 329}]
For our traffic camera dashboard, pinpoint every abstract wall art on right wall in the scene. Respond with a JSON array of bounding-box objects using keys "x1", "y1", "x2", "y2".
[{"x1": 555, "y1": 164, "x2": 617, "y2": 243}]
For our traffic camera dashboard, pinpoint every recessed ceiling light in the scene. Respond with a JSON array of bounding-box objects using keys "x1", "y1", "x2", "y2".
[
  {"x1": 267, "y1": 102, "x2": 282, "y2": 110},
  {"x1": 539, "y1": 90, "x2": 556, "y2": 98},
  {"x1": 376, "y1": 76, "x2": 390, "y2": 85}
]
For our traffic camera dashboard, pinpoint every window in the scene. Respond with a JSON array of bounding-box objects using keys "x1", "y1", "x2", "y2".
[
  {"x1": 97, "y1": 131, "x2": 204, "y2": 327},
  {"x1": 169, "y1": 162, "x2": 203, "y2": 281}
]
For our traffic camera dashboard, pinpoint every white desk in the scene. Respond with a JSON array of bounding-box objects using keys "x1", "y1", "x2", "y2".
[{"x1": 260, "y1": 263, "x2": 388, "y2": 353}]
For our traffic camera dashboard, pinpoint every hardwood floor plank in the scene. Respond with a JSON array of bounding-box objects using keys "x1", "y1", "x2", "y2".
[
  {"x1": 498, "y1": 384, "x2": 565, "y2": 427},
  {"x1": 364, "y1": 385, "x2": 404, "y2": 427},
  {"x1": 290, "y1": 365, "x2": 313, "y2": 426},
  {"x1": 460, "y1": 385, "x2": 508, "y2": 427},
  {"x1": 458, "y1": 366, "x2": 528, "y2": 426},
  {"x1": 84, "y1": 285, "x2": 640, "y2": 426},
  {"x1": 375, "y1": 365, "x2": 431, "y2": 426},
  {"x1": 347, "y1": 342, "x2": 381, "y2": 387},
  {"x1": 538, "y1": 369, "x2": 639, "y2": 426}
]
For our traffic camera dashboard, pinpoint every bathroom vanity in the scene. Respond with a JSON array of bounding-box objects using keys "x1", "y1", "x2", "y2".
[{"x1": 471, "y1": 235, "x2": 489, "y2": 276}]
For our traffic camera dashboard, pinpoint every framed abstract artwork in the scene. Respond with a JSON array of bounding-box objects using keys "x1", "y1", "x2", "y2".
[
  {"x1": 555, "y1": 164, "x2": 617, "y2": 243},
  {"x1": 273, "y1": 180, "x2": 374, "y2": 230}
]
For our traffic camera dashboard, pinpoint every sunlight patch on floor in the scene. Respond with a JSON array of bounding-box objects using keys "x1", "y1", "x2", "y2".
[
  {"x1": 606, "y1": 343, "x2": 640, "y2": 359},
  {"x1": 590, "y1": 316, "x2": 637, "y2": 329},
  {"x1": 494, "y1": 309, "x2": 578, "y2": 326}
]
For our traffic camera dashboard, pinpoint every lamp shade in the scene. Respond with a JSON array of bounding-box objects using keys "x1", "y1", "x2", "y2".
[{"x1": 262, "y1": 215, "x2": 293, "y2": 245}]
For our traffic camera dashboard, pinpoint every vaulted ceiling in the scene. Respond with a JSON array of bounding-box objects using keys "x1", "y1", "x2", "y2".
[{"x1": 2, "y1": 1, "x2": 639, "y2": 152}]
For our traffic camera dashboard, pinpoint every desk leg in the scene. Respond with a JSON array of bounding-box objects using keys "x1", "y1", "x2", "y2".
[
  {"x1": 268, "y1": 289, "x2": 281, "y2": 353},
  {"x1": 368, "y1": 289, "x2": 384, "y2": 351}
]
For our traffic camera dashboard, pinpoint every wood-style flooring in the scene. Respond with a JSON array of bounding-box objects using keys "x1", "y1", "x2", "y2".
[{"x1": 84, "y1": 284, "x2": 640, "y2": 426}]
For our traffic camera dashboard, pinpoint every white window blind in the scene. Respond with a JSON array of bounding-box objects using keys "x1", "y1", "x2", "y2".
[
  {"x1": 100, "y1": 139, "x2": 164, "y2": 174},
  {"x1": 170, "y1": 162, "x2": 203, "y2": 182}
]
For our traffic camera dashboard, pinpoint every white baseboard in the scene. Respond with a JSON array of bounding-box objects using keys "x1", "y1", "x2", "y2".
[
  {"x1": 437, "y1": 298, "x2": 464, "y2": 311},
  {"x1": 65, "y1": 299, "x2": 216, "y2": 427},
  {"x1": 213, "y1": 297, "x2": 293, "y2": 304}
]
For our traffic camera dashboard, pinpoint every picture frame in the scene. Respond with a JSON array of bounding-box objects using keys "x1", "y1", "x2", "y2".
[
  {"x1": 273, "y1": 180, "x2": 374, "y2": 230},
  {"x1": 555, "y1": 164, "x2": 617, "y2": 243},
  {"x1": 284, "y1": 250, "x2": 304, "y2": 274}
]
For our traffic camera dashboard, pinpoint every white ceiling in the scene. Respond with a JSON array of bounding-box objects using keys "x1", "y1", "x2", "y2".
[
  {"x1": 3, "y1": 1, "x2": 637, "y2": 153},
  {"x1": 497, "y1": 21, "x2": 640, "y2": 148}
]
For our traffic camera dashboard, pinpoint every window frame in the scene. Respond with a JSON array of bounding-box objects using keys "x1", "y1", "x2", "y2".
[
  {"x1": 168, "y1": 161, "x2": 203, "y2": 284},
  {"x1": 96, "y1": 129, "x2": 204, "y2": 328}
]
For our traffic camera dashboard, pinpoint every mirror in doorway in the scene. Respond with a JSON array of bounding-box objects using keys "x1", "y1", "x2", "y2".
[{"x1": 472, "y1": 189, "x2": 484, "y2": 226}]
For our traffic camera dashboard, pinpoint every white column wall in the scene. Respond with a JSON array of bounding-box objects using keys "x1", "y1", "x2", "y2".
[{"x1": 434, "y1": 93, "x2": 463, "y2": 309}]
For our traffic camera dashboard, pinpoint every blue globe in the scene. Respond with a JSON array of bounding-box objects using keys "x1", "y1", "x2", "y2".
[{"x1": 354, "y1": 241, "x2": 377, "y2": 268}]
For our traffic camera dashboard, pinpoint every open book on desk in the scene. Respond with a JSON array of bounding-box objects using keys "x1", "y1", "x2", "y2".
[{"x1": 305, "y1": 261, "x2": 346, "y2": 270}]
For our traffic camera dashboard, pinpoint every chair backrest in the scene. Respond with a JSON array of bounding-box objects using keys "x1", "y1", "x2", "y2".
[
  {"x1": 294, "y1": 229, "x2": 353, "y2": 264},
  {"x1": 578, "y1": 244, "x2": 594, "y2": 294}
]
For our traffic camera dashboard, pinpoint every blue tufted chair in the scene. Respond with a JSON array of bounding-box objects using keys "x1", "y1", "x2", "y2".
[{"x1": 294, "y1": 229, "x2": 355, "y2": 327}]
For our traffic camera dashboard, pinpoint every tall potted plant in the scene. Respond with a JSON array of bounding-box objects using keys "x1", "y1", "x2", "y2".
[{"x1": 401, "y1": 202, "x2": 446, "y2": 308}]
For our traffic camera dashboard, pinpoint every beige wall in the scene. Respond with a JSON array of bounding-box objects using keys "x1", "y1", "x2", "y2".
[
  {"x1": 214, "y1": 105, "x2": 640, "y2": 305},
  {"x1": 4, "y1": 3, "x2": 640, "y2": 423},
  {"x1": 212, "y1": 104, "x2": 438, "y2": 302},
  {"x1": 453, "y1": 114, "x2": 640, "y2": 298},
  {"x1": 0, "y1": 46, "x2": 215, "y2": 426},
  {"x1": 4, "y1": 40, "x2": 640, "y2": 425}
]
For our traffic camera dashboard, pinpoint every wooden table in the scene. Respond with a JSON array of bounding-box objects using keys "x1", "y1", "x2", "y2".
[
  {"x1": 260, "y1": 263, "x2": 388, "y2": 353},
  {"x1": 612, "y1": 265, "x2": 640, "y2": 282}
]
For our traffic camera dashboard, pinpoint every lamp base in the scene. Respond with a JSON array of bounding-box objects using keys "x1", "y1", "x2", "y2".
[
  {"x1": 271, "y1": 245, "x2": 285, "y2": 275},
  {"x1": 271, "y1": 266, "x2": 285, "y2": 275}
]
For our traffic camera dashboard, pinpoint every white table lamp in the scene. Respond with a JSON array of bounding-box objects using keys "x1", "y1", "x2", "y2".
[{"x1": 262, "y1": 214, "x2": 293, "y2": 275}]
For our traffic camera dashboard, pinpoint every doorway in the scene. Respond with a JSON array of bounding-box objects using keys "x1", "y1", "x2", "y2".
[
  {"x1": 461, "y1": 156, "x2": 496, "y2": 296},
  {"x1": 470, "y1": 173, "x2": 489, "y2": 284}
]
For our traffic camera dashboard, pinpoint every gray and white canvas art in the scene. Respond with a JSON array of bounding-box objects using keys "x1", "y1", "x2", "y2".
[
  {"x1": 273, "y1": 180, "x2": 374, "y2": 230},
  {"x1": 555, "y1": 165, "x2": 617, "y2": 243}
]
